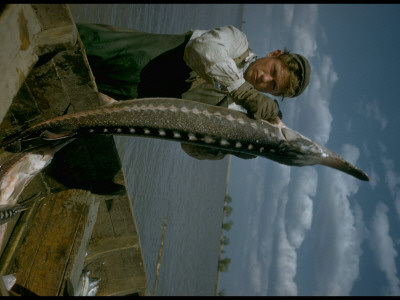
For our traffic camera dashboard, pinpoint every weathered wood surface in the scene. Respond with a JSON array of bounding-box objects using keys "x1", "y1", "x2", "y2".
[
  {"x1": 0, "y1": 4, "x2": 77, "y2": 125},
  {"x1": 83, "y1": 193, "x2": 147, "y2": 296},
  {"x1": 0, "y1": 4, "x2": 148, "y2": 296},
  {"x1": 5, "y1": 190, "x2": 98, "y2": 296}
]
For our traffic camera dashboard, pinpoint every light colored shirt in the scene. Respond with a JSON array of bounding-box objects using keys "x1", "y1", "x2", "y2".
[{"x1": 183, "y1": 25, "x2": 257, "y2": 93}]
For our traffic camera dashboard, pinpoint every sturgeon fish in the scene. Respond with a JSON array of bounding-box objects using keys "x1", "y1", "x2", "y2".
[{"x1": 0, "y1": 97, "x2": 369, "y2": 181}]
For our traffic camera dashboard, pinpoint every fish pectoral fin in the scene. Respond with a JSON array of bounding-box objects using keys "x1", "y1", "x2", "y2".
[{"x1": 40, "y1": 130, "x2": 76, "y2": 140}]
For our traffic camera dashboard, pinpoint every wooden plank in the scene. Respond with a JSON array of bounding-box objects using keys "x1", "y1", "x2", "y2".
[
  {"x1": 85, "y1": 248, "x2": 148, "y2": 296},
  {"x1": 6, "y1": 189, "x2": 98, "y2": 296},
  {"x1": 83, "y1": 190, "x2": 148, "y2": 296}
]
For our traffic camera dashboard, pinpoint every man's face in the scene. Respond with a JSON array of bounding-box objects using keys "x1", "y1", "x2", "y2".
[{"x1": 244, "y1": 50, "x2": 289, "y2": 97}]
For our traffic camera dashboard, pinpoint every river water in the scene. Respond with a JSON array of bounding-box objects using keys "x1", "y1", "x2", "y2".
[{"x1": 69, "y1": 4, "x2": 243, "y2": 296}]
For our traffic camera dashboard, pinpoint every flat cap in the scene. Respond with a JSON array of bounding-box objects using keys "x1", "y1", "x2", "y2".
[{"x1": 291, "y1": 53, "x2": 311, "y2": 97}]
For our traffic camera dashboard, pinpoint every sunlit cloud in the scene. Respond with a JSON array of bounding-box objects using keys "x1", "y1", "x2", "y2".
[
  {"x1": 255, "y1": 163, "x2": 291, "y2": 295},
  {"x1": 274, "y1": 228, "x2": 298, "y2": 296},
  {"x1": 314, "y1": 144, "x2": 363, "y2": 296},
  {"x1": 259, "y1": 164, "x2": 299, "y2": 296},
  {"x1": 286, "y1": 168, "x2": 317, "y2": 248},
  {"x1": 233, "y1": 159, "x2": 292, "y2": 295},
  {"x1": 291, "y1": 4, "x2": 318, "y2": 58},
  {"x1": 255, "y1": 166, "x2": 318, "y2": 296},
  {"x1": 370, "y1": 202, "x2": 400, "y2": 295},
  {"x1": 232, "y1": 160, "x2": 316, "y2": 296}
]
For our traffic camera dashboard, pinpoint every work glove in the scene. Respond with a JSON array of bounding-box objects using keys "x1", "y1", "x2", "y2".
[{"x1": 230, "y1": 81, "x2": 282, "y2": 121}]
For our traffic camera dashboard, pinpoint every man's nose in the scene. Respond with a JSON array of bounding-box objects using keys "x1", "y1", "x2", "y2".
[{"x1": 261, "y1": 73, "x2": 273, "y2": 83}]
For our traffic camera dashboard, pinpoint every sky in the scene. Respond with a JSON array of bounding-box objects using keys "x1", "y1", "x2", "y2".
[{"x1": 219, "y1": 4, "x2": 400, "y2": 296}]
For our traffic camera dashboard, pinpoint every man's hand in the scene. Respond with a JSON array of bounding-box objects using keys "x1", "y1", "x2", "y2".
[
  {"x1": 270, "y1": 116, "x2": 285, "y2": 127},
  {"x1": 231, "y1": 82, "x2": 281, "y2": 121}
]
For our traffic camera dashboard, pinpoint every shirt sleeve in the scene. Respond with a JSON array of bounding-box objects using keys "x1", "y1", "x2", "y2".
[{"x1": 183, "y1": 26, "x2": 247, "y2": 92}]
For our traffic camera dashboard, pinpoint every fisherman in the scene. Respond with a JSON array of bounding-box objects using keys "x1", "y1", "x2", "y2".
[{"x1": 76, "y1": 24, "x2": 311, "y2": 160}]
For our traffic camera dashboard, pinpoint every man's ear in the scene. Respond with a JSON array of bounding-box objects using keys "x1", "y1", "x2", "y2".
[{"x1": 267, "y1": 49, "x2": 282, "y2": 57}]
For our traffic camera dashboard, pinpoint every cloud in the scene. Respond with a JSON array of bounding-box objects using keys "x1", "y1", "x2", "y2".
[
  {"x1": 366, "y1": 102, "x2": 388, "y2": 130},
  {"x1": 235, "y1": 160, "x2": 315, "y2": 296},
  {"x1": 262, "y1": 167, "x2": 317, "y2": 296},
  {"x1": 245, "y1": 5, "x2": 340, "y2": 296},
  {"x1": 229, "y1": 159, "x2": 292, "y2": 295},
  {"x1": 382, "y1": 158, "x2": 400, "y2": 221},
  {"x1": 283, "y1": 4, "x2": 295, "y2": 28},
  {"x1": 291, "y1": 4, "x2": 319, "y2": 58},
  {"x1": 233, "y1": 4, "x2": 347, "y2": 296},
  {"x1": 378, "y1": 141, "x2": 387, "y2": 153},
  {"x1": 286, "y1": 168, "x2": 317, "y2": 248},
  {"x1": 246, "y1": 4, "x2": 319, "y2": 59},
  {"x1": 354, "y1": 201, "x2": 368, "y2": 244},
  {"x1": 370, "y1": 202, "x2": 400, "y2": 295},
  {"x1": 356, "y1": 100, "x2": 388, "y2": 130},
  {"x1": 361, "y1": 141, "x2": 381, "y2": 188},
  {"x1": 368, "y1": 168, "x2": 380, "y2": 189},
  {"x1": 274, "y1": 227, "x2": 298, "y2": 296},
  {"x1": 314, "y1": 144, "x2": 363, "y2": 296},
  {"x1": 256, "y1": 163, "x2": 299, "y2": 296},
  {"x1": 254, "y1": 163, "x2": 292, "y2": 295},
  {"x1": 292, "y1": 54, "x2": 337, "y2": 145},
  {"x1": 382, "y1": 158, "x2": 400, "y2": 195}
]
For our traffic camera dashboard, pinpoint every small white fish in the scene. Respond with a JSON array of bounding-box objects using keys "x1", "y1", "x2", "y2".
[
  {"x1": 1, "y1": 274, "x2": 16, "y2": 291},
  {"x1": 72, "y1": 270, "x2": 101, "y2": 296},
  {"x1": 0, "y1": 139, "x2": 74, "y2": 221}
]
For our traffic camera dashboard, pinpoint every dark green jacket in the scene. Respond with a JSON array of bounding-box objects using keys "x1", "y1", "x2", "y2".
[{"x1": 77, "y1": 23, "x2": 228, "y2": 104}]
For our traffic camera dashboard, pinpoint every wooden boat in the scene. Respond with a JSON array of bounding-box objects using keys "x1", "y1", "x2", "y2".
[{"x1": 0, "y1": 4, "x2": 148, "y2": 296}]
